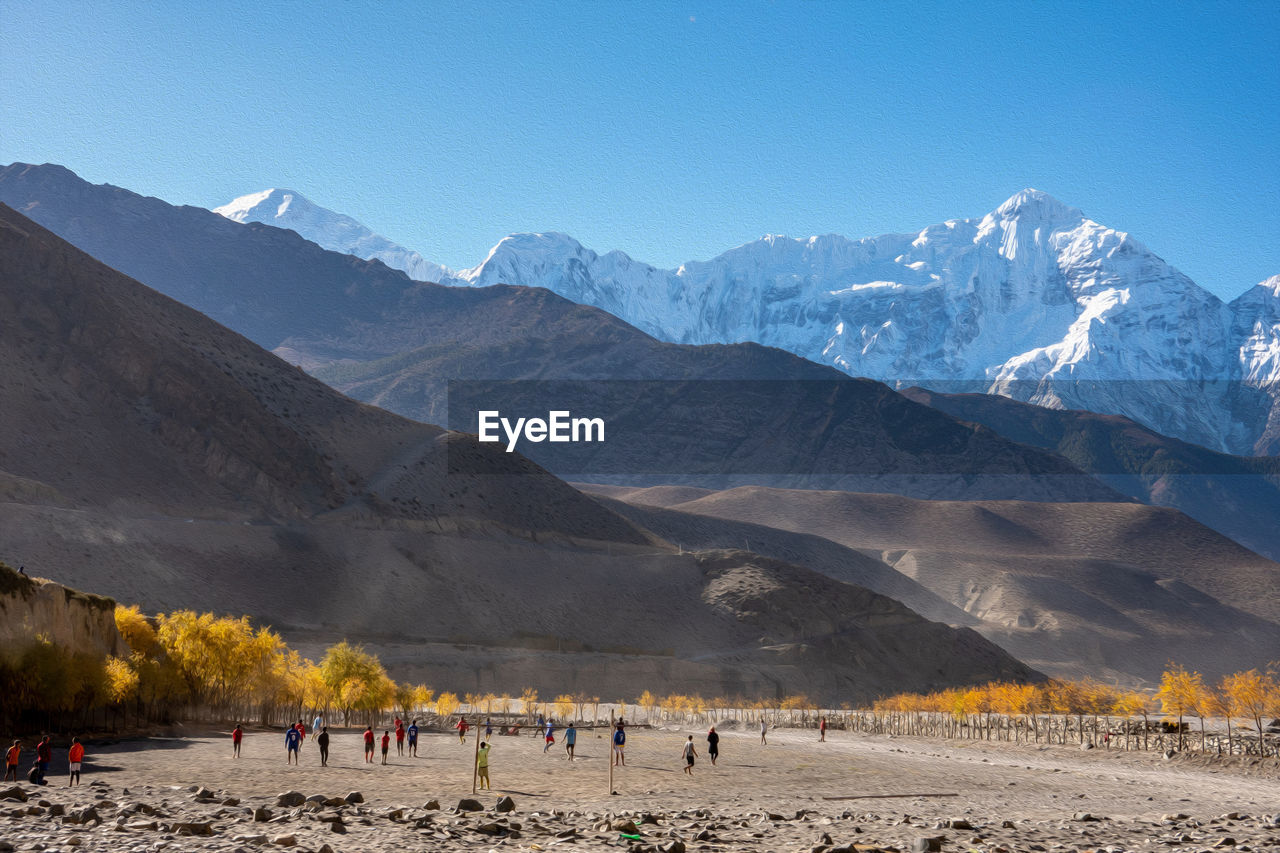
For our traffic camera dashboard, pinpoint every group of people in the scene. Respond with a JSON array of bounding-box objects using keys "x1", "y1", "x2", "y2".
[
  {"x1": 363, "y1": 717, "x2": 420, "y2": 764},
  {"x1": 231, "y1": 712, "x2": 832, "y2": 776},
  {"x1": 5, "y1": 735, "x2": 85, "y2": 786}
]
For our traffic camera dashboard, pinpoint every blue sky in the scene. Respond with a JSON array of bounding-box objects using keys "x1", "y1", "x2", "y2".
[{"x1": 2, "y1": 1, "x2": 1277, "y2": 298}]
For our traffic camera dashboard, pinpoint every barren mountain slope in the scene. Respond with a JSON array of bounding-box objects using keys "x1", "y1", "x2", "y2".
[{"x1": 602, "y1": 484, "x2": 1280, "y2": 682}]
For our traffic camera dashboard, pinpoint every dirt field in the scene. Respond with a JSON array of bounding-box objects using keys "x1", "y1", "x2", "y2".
[{"x1": 2, "y1": 725, "x2": 1277, "y2": 851}]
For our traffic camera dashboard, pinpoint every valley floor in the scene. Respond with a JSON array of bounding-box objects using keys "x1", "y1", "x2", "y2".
[{"x1": 2, "y1": 727, "x2": 1276, "y2": 852}]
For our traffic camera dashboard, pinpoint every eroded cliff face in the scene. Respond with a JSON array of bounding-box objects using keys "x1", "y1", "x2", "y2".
[{"x1": 0, "y1": 563, "x2": 125, "y2": 659}]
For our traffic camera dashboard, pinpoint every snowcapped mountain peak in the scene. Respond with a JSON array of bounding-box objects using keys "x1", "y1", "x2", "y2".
[
  {"x1": 457, "y1": 232, "x2": 594, "y2": 284},
  {"x1": 213, "y1": 188, "x2": 298, "y2": 222},
  {"x1": 991, "y1": 188, "x2": 1084, "y2": 224},
  {"x1": 214, "y1": 188, "x2": 451, "y2": 283}
]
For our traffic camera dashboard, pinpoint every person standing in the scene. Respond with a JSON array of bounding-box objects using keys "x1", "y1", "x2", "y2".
[
  {"x1": 395, "y1": 719, "x2": 405, "y2": 755},
  {"x1": 543, "y1": 721, "x2": 555, "y2": 754},
  {"x1": 819, "y1": 716, "x2": 827, "y2": 742},
  {"x1": 67, "y1": 737, "x2": 84, "y2": 786},
  {"x1": 317, "y1": 726, "x2": 330, "y2": 767},
  {"x1": 363, "y1": 726, "x2": 375, "y2": 763},
  {"x1": 477, "y1": 741, "x2": 491, "y2": 789},
  {"x1": 380, "y1": 730, "x2": 390, "y2": 765},
  {"x1": 5, "y1": 740, "x2": 20, "y2": 782},
  {"x1": 456, "y1": 716, "x2": 469, "y2": 744},
  {"x1": 313, "y1": 713, "x2": 323, "y2": 736},
  {"x1": 232, "y1": 724, "x2": 243, "y2": 758},
  {"x1": 285, "y1": 725, "x2": 302, "y2": 764},
  {"x1": 407, "y1": 719, "x2": 419, "y2": 757},
  {"x1": 35, "y1": 736, "x2": 51, "y2": 785},
  {"x1": 706, "y1": 726, "x2": 719, "y2": 765},
  {"x1": 612, "y1": 721, "x2": 626, "y2": 766},
  {"x1": 760, "y1": 718, "x2": 767, "y2": 745},
  {"x1": 295, "y1": 719, "x2": 306, "y2": 745},
  {"x1": 564, "y1": 722, "x2": 576, "y2": 761},
  {"x1": 485, "y1": 718, "x2": 493, "y2": 739},
  {"x1": 682, "y1": 735, "x2": 697, "y2": 775}
]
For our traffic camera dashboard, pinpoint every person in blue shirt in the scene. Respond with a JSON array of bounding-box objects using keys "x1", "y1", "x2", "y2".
[
  {"x1": 564, "y1": 722, "x2": 577, "y2": 761},
  {"x1": 407, "y1": 720, "x2": 419, "y2": 757},
  {"x1": 284, "y1": 725, "x2": 301, "y2": 764},
  {"x1": 612, "y1": 721, "x2": 626, "y2": 766}
]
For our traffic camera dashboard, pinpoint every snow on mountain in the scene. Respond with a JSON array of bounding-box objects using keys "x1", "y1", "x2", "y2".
[
  {"x1": 210, "y1": 186, "x2": 1280, "y2": 454},
  {"x1": 214, "y1": 189, "x2": 452, "y2": 283},
  {"x1": 445, "y1": 189, "x2": 1280, "y2": 455}
]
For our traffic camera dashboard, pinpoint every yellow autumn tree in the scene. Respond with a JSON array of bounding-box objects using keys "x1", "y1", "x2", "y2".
[
  {"x1": 1156, "y1": 664, "x2": 1206, "y2": 750},
  {"x1": 1220, "y1": 669, "x2": 1276, "y2": 750},
  {"x1": 435, "y1": 691, "x2": 460, "y2": 719}
]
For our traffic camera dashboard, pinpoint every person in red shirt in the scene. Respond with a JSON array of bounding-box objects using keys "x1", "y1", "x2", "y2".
[
  {"x1": 363, "y1": 726, "x2": 375, "y2": 763},
  {"x1": 35, "y1": 735, "x2": 52, "y2": 785},
  {"x1": 4, "y1": 740, "x2": 19, "y2": 782},
  {"x1": 67, "y1": 737, "x2": 85, "y2": 786},
  {"x1": 456, "y1": 716, "x2": 469, "y2": 744},
  {"x1": 395, "y1": 720, "x2": 405, "y2": 756},
  {"x1": 295, "y1": 720, "x2": 306, "y2": 744},
  {"x1": 232, "y1": 724, "x2": 243, "y2": 758},
  {"x1": 819, "y1": 716, "x2": 827, "y2": 742},
  {"x1": 380, "y1": 730, "x2": 390, "y2": 765}
]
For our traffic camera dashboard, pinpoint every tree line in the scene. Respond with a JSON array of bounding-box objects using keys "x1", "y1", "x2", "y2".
[
  {"x1": 4, "y1": 600, "x2": 1278, "y2": 760},
  {"x1": 862, "y1": 665, "x2": 1280, "y2": 757}
]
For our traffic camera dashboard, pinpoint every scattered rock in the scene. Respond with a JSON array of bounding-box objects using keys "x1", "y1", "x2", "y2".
[
  {"x1": 323, "y1": 796, "x2": 347, "y2": 807},
  {"x1": 254, "y1": 806, "x2": 273, "y2": 822},
  {"x1": 496, "y1": 796, "x2": 516, "y2": 813},
  {"x1": 947, "y1": 818, "x2": 974, "y2": 830},
  {"x1": 232, "y1": 834, "x2": 269, "y2": 845},
  {"x1": 423, "y1": 799, "x2": 440, "y2": 810},
  {"x1": 613, "y1": 818, "x2": 640, "y2": 833},
  {"x1": 272, "y1": 833, "x2": 298, "y2": 847},
  {"x1": 66, "y1": 805, "x2": 102, "y2": 825},
  {"x1": 1001, "y1": 820, "x2": 1016, "y2": 829},
  {"x1": 344, "y1": 791, "x2": 364, "y2": 804},
  {"x1": 275, "y1": 791, "x2": 306, "y2": 808},
  {"x1": 0, "y1": 787, "x2": 28, "y2": 802},
  {"x1": 1213, "y1": 839, "x2": 1236, "y2": 848},
  {"x1": 1073, "y1": 812, "x2": 1100, "y2": 822},
  {"x1": 475, "y1": 821, "x2": 506, "y2": 835},
  {"x1": 456, "y1": 798, "x2": 484, "y2": 812},
  {"x1": 911, "y1": 837, "x2": 945, "y2": 853},
  {"x1": 47, "y1": 803, "x2": 65, "y2": 816},
  {"x1": 662, "y1": 841, "x2": 687, "y2": 853},
  {"x1": 171, "y1": 820, "x2": 214, "y2": 836}
]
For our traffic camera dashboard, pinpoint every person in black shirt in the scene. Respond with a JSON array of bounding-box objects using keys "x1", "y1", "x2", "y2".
[{"x1": 317, "y1": 726, "x2": 330, "y2": 767}]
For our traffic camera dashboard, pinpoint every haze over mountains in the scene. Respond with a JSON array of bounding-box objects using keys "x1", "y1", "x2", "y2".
[
  {"x1": 215, "y1": 184, "x2": 1280, "y2": 457},
  {"x1": 1, "y1": 201, "x2": 1039, "y2": 703},
  {"x1": 581, "y1": 484, "x2": 1280, "y2": 684}
]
